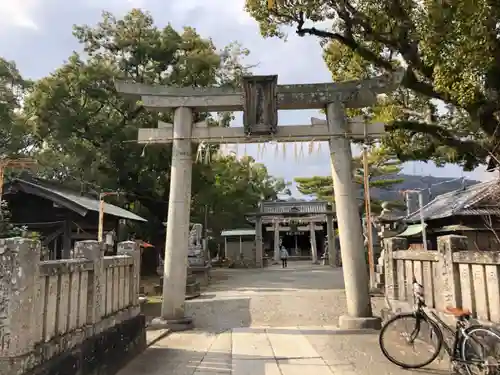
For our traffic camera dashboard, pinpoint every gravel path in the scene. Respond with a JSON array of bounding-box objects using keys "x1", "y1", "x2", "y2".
[
  {"x1": 120, "y1": 262, "x2": 450, "y2": 375},
  {"x1": 185, "y1": 261, "x2": 386, "y2": 331}
]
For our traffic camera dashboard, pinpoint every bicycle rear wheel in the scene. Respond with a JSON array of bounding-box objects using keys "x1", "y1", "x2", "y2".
[
  {"x1": 460, "y1": 326, "x2": 500, "y2": 375},
  {"x1": 379, "y1": 313, "x2": 443, "y2": 368}
]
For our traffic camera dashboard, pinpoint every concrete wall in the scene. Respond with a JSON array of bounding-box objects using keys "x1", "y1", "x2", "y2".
[
  {"x1": 383, "y1": 235, "x2": 500, "y2": 326},
  {"x1": 0, "y1": 238, "x2": 146, "y2": 375}
]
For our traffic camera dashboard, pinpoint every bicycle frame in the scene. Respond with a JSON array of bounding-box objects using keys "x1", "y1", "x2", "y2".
[{"x1": 412, "y1": 292, "x2": 487, "y2": 366}]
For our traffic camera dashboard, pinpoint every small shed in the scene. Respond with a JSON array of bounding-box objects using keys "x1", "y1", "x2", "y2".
[
  {"x1": 220, "y1": 229, "x2": 256, "y2": 261},
  {"x1": 3, "y1": 176, "x2": 147, "y2": 258}
]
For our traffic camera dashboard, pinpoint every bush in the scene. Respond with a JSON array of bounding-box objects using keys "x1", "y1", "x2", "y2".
[{"x1": 0, "y1": 200, "x2": 25, "y2": 238}]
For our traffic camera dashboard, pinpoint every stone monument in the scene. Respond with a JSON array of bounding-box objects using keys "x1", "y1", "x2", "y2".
[{"x1": 187, "y1": 223, "x2": 204, "y2": 265}]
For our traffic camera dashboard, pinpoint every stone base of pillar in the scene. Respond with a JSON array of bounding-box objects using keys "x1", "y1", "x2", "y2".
[
  {"x1": 338, "y1": 315, "x2": 381, "y2": 330},
  {"x1": 150, "y1": 316, "x2": 194, "y2": 332}
]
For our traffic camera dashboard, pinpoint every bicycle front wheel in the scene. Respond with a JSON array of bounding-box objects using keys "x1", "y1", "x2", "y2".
[
  {"x1": 460, "y1": 326, "x2": 500, "y2": 375},
  {"x1": 379, "y1": 313, "x2": 443, "y2": 368}
]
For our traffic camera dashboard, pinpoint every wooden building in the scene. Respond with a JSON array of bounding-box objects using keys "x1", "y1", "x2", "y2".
[
  {"x1": 3, "y1": 176, "x2": 147, "y2": 258},
  {"x1": 246, "y1": 199, "x2": 338, "y2": 264},
  {"x1": 404, "y1": 179, "x2": 500, "y2": 250},
  {"x1": 220, "y1": 229, "x2": 256, "y2": 265}
]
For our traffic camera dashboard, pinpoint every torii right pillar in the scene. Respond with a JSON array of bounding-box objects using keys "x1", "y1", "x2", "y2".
[{"x1": 327, "y1": 102, "x2": 379, "y2": 329}]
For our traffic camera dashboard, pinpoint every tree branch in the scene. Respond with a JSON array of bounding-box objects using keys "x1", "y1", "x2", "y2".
[
  {"x1": 296, "y1": 25, "x2": 394, "y2": 71},
  {"x1": 387, "y1": 120, "x2": 483, "y2": 157}
]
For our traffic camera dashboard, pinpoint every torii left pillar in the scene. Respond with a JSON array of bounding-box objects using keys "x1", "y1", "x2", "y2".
[{"x1": 152, "y1": 107, "x2": 195, "y2": 331}]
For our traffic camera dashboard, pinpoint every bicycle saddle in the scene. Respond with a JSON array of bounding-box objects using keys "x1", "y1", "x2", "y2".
[{"x1": 446, "y1": 306, "x2": 471, "y2": 318}]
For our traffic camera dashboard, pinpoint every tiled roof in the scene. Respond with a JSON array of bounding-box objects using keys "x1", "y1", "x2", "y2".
[
  {"x1": 406, "y1": 179, "x2": 500, "y2": 223},
  {"x1": 7, "y1": 178, "x2": 147, "y2": 222},
  {"x1": 261, "y1": 200, "x2": 329, "y2": 214},
  {"x1": 221, "y1": 229, "x2": 255, "y2": 237}
]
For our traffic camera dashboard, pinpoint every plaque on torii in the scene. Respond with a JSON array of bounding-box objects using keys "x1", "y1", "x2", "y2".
[{"x1": 241, "y1": 75, "x2": 278, "y2": 136}]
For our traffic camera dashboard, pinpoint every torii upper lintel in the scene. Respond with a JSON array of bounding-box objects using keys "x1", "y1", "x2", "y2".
[{"x1": 114, "y1": 69, "x2": 404, "y2": 112}]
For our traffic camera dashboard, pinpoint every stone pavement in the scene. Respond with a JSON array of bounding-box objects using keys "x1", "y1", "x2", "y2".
[{"x1": 118, "y1": 262, "x2": 451, "y2": 375}]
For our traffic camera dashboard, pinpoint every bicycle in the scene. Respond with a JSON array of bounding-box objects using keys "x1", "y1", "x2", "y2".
[{"x1": 379, "y1": 277, "x2": 500, "y2": 375}]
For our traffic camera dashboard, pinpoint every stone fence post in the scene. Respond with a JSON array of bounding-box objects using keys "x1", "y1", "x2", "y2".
[
  {"x1": 437, "y1": 235, "x2": 466, "y2": 310},
  {"x1": 117, "y1": 241, "x2": 141, "y2": 306},
  {"x1": 74, "y1": 240, "x2": 104, "y2": 323},
  {"x1": 382, "y1": 237, "x2": 407, "y2": 301},
  {"x1": 0, "y1": 238, "x2": 40, "y2": 358}
]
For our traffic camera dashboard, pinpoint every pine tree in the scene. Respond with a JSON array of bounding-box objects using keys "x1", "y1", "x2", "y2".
[{"x1": 295, "y1": 146, "x2": 404, "y2": 213}]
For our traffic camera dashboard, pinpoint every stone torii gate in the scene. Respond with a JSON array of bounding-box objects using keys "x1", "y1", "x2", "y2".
[{"x1": 115, "y1": 71, "x2": 403, "y2": 330}]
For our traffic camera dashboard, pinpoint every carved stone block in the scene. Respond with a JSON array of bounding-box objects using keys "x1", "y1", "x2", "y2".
[{"x1": 242, "y1": 75, "x2": 278, "y2": 135}]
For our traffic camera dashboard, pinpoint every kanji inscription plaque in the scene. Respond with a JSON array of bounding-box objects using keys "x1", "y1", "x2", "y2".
[{"x1": 242, "y1": 75, "x2": 278, "y2": 135}]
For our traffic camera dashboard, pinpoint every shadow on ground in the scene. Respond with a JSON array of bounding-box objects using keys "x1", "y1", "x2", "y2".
[
  {"x1": 142, "y1": 263, "x2": 386, "y2": 330},
  {"x1": 121, "y1": 327, "x2": 452, "y2": 375},
  {"x1": 131, "y1": 263, "x2": 452, "y2": 375},
  {"x1": 142, "y1": 297, "x2": 253, "y2": 331}
]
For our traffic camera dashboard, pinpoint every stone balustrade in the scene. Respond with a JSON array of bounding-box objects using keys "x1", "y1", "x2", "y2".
[
  {"x1": 383, "y1": 235, "x2": 500, "y2": 326},
  {"x1": 0, "y1": 238, "x2": 145, "y2": 375}
]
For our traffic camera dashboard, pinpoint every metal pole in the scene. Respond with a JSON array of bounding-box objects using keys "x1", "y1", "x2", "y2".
[
  {"x1": 362, "y1": 145, "x2": 375, "y2": 288},
  {"x1": 204, "y1": 205, "x2": 209, "y2": 263},
  {"x1": 98, "y1": 192, "x2": 118, "y2": 243},
  {"x1": 0, "y1": 163, "x2": 5, "y2": 203},
  {"x1": 405, "y1": 191, "x2": 411, "y2": 216},
  {"x1": 98, "y1": 193, "x2": 105, "y2": 242},
  {"x1": 224, "y1": 237, "x2": 227, "y2": 259},
  {"x1": 418, "y1": 192, "x2": 428, "y2": 251},
  {"x1": 239, "y1": 236, "x2": 243, "y2": 258}
]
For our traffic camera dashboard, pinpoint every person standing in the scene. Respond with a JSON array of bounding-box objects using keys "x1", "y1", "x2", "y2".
[{"x1": 280, "y1": 245, "x2": 289, "y2": 268}]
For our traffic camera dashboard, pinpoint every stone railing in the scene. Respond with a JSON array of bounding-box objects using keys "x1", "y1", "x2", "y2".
[
  {"x1": 384, "y1": 235, "x2": 500, "y2": 326},
  {"x1": 0, "y1": 238, "x2": 145, "y2": 375}
]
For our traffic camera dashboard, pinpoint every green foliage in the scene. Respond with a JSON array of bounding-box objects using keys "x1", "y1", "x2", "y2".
[
  {"x1": 245, "y1": 0, "x2": 500, "y2": 170},
  {"x1": 3, "y1": 9, "x2": 287, "y2": 245},
  {"x1": 294, "y1": 146, "x2": 403, "y2": 213},
  {"x1": 0, "y1": 58, "x2": 34, "y2": 157},
  {"x1": 192, "y1": 155, "x2": 289, "y2": 235},
  {"x1": 0, "y1": 201, "x2": 24, "y2": 238}
]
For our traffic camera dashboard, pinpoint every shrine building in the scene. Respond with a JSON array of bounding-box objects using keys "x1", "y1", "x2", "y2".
[{"x1": 246, "y1": 199, "x2": 338, "y2": 263}]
